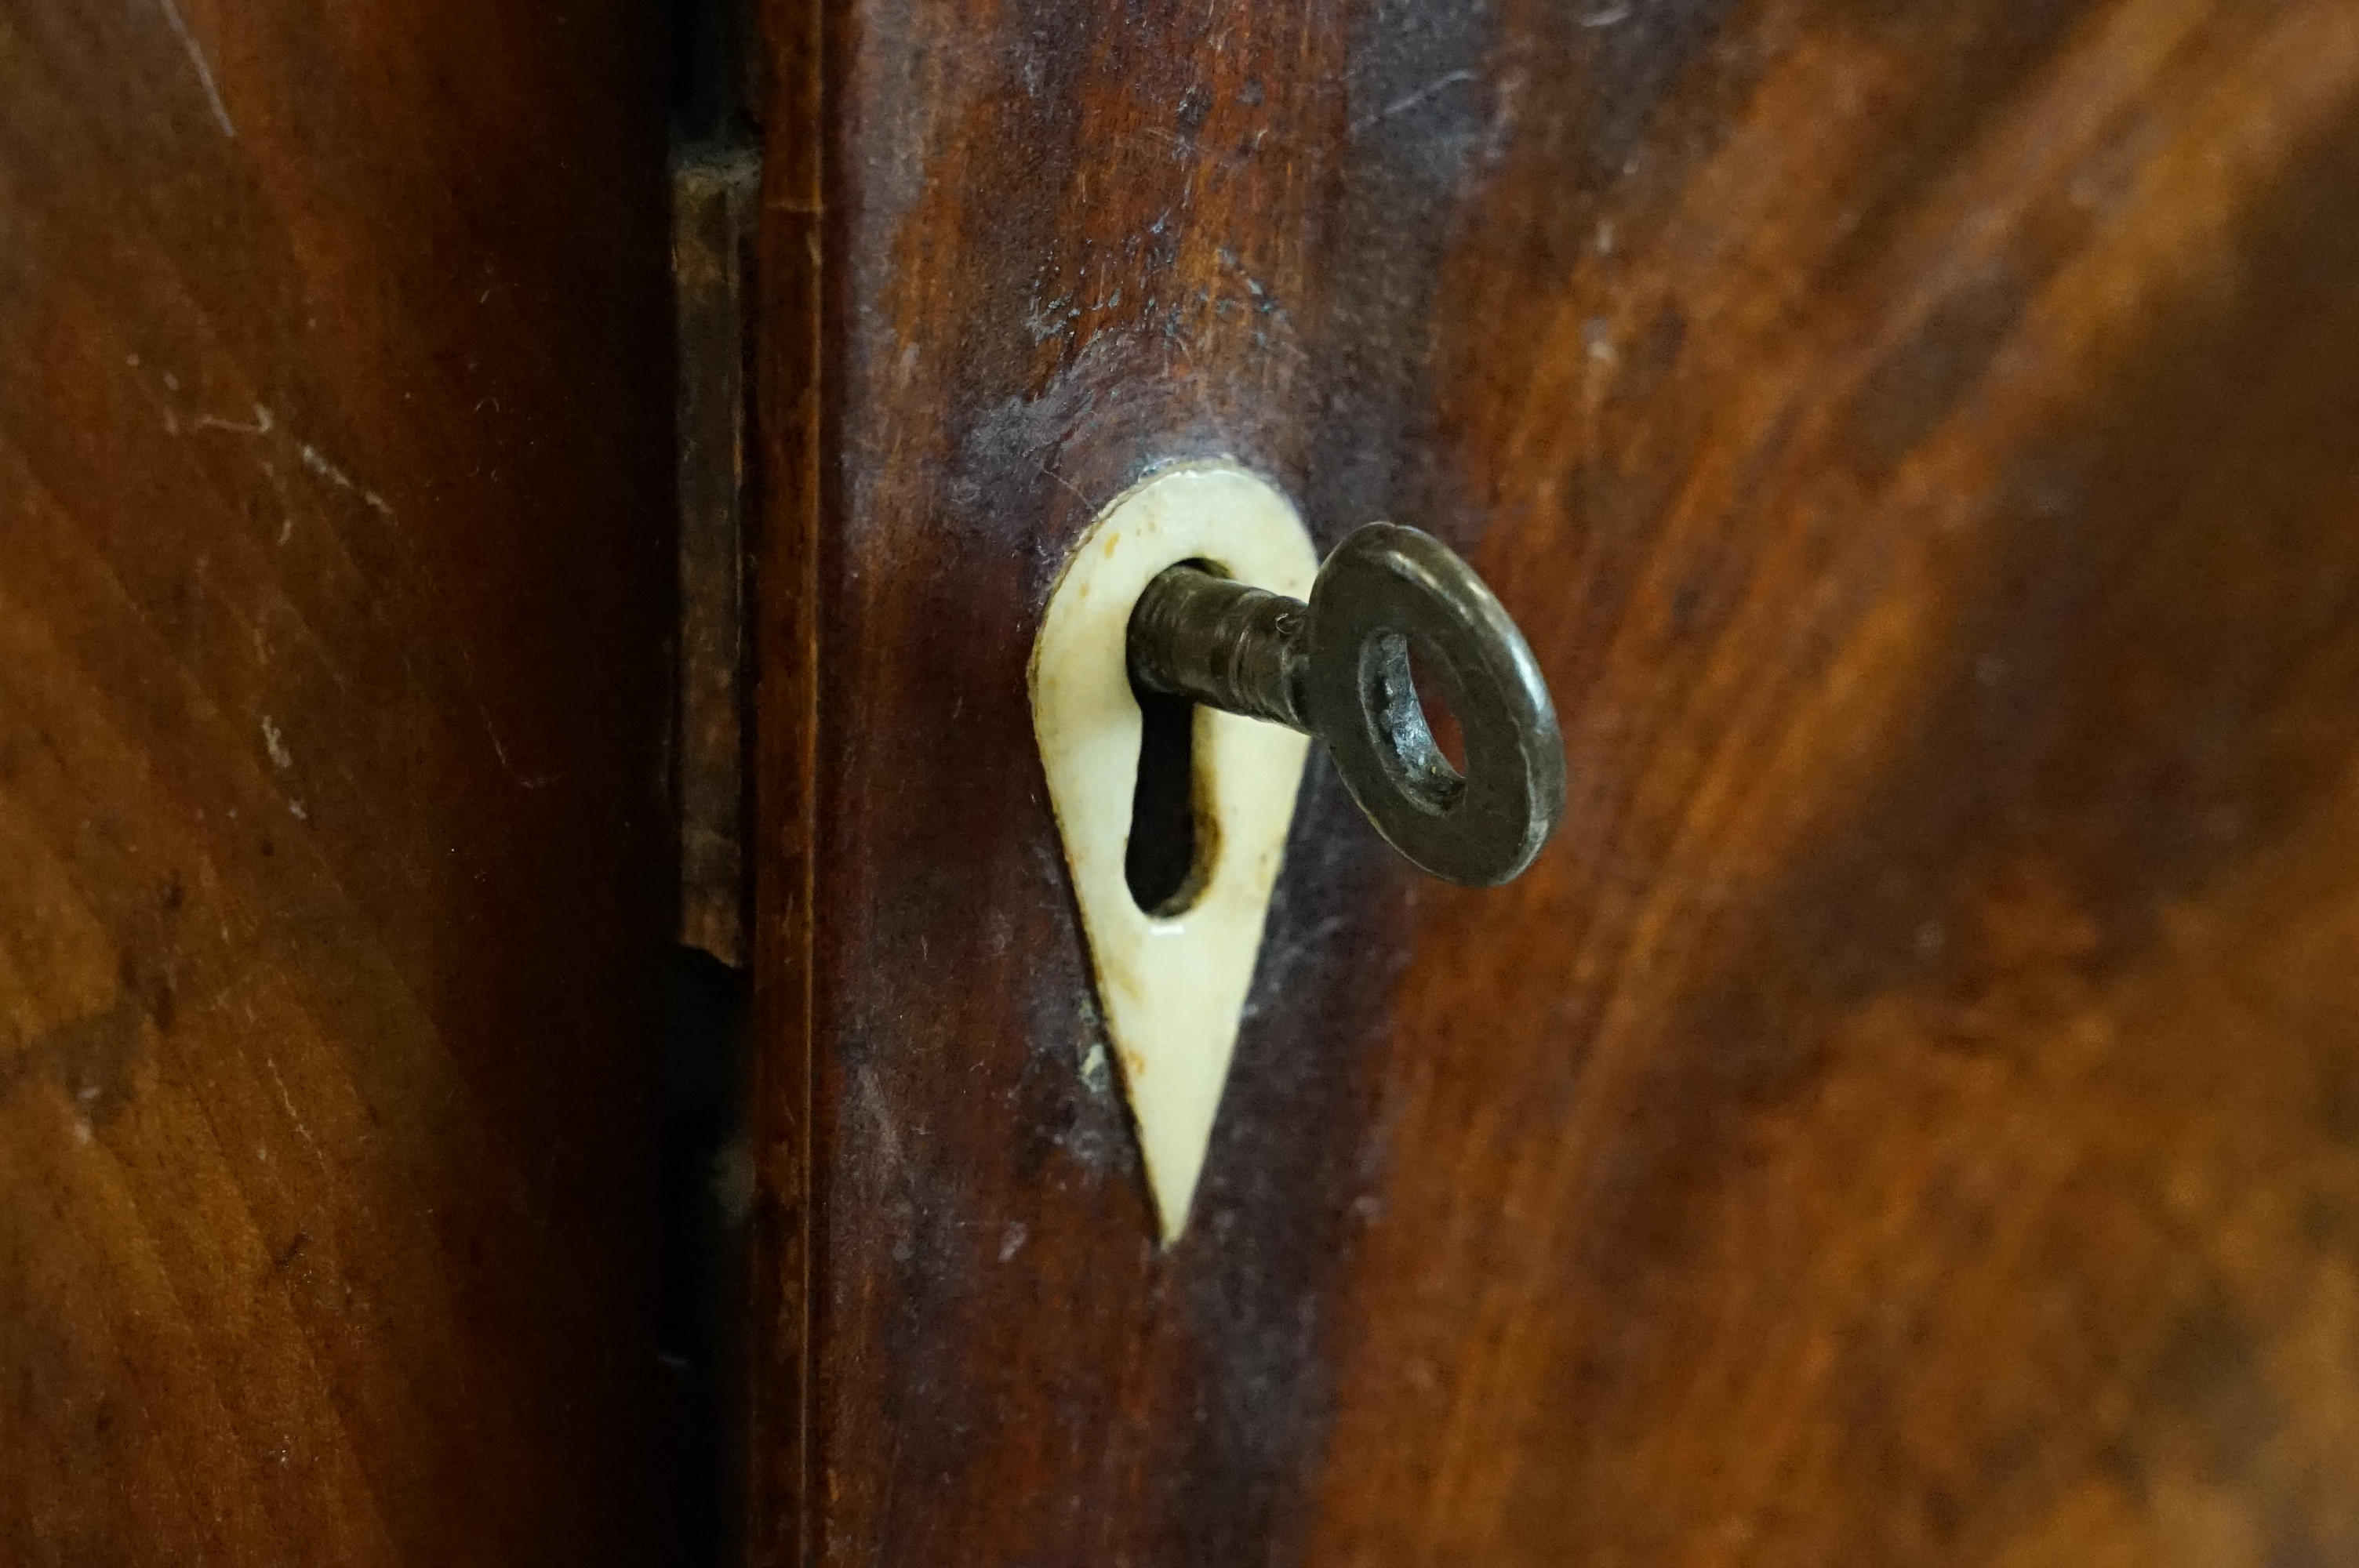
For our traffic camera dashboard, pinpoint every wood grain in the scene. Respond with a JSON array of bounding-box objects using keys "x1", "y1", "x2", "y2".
[
  {"x1": 753, "y1": 0, "x2": 2359, "y2": 1562},
  {"x1": 0, "y1": 2, "x2": 678, "y2": 1562}
]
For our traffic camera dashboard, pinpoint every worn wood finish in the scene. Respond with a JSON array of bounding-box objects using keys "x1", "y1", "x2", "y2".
[
  {"x1": 0, "y1": 3, "x2": 676, "y2": 1562},
  {"x1": 755, "y1": 0, "x2": 2359, "y2": 1561}
]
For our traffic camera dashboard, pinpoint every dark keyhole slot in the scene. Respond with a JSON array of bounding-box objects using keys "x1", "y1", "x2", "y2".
[
  {"x1": 1127, "y1": 685, "x2": 1209, "y2": 916},
  {"x1": 1408, "y1": 642, "x2": 1467, "y2": 775}
]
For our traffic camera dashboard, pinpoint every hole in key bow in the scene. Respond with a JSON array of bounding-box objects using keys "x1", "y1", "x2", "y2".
[{"x1": 1361, "y1": 630, "x2": 1469, "y2": 818}]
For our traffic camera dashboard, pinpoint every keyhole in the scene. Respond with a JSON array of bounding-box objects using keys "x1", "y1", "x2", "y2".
[{"x1": 1126, "y1": 684, "x2": 1212, "y2": 916}]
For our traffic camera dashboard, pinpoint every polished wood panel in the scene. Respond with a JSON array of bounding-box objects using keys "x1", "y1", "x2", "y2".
[
  {"x1": 754, "y1": 0, "x2": 2359, "y2": 1561},
  {"x1": 0, "y1": 2, "x2": 677, "y2": 1561}
]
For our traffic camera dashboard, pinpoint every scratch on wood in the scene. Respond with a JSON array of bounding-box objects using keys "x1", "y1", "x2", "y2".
[
  {"x1": 856, "y1": 1064, "x2": 910, "y2": 1189},
  {"x1": 156, "y1": 0, "x2": 237, "y2": 139},
  {"x1": 191, "y1": 405, "x2": 274, "y2": 437},
  {"x1": 1352, "y1": 69, "x2": 1478, "y2": 135},
  {"x1": 300, "y1": 444, "x2": 359, "y2": 495},
  {"x1": 482, "y1": 712, "x2": 562, "y2": 791},
  {"x1": 264, "y1": 1056, "x2": 322, "y2": 1162},
  {"x1": 188, "y1": 404, "x2": 394, "y2": 516}
]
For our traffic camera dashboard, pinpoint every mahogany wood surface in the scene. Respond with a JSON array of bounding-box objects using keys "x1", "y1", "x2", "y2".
[
  {"x1": 2, "y1": 3, "x2": 678, "y2": 1562},
  {"x1": 752, "y1": 0, "x2": 2359, "y2": 1563}
]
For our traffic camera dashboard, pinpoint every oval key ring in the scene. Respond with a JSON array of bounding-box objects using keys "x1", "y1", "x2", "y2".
[{"x1": 1305, "y1": 524, "x2": 1564, "y2": 886}]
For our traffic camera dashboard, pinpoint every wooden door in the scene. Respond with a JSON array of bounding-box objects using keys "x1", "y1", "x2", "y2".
[
  {"x1": 10, "y1": 1, "x2": 2359, "y2": 1563},
  {"x1": 2, "y1": 3, "x2": 681, "y2": 1562},
  {"x1": 746, "y1": 0, "x2": 2359, "y2": 1563}
]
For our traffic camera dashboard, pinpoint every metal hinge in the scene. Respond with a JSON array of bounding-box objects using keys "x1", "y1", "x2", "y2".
[{"x1": 670, "y1": 140, "x2": 760, "y2": 967}]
